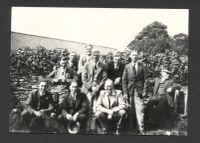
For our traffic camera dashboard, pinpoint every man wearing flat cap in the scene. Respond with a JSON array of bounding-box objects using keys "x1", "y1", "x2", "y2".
[{"x1": 146, "y1": 67, "x2": 181, "y2": 127}]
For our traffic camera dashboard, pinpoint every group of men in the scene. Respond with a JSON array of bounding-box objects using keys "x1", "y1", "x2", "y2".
[{"x1": 20, "y1": 44, "x2": 183, "y2": 134}]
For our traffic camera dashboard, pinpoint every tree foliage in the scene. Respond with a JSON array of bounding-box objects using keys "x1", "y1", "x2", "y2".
[{"x1": 127, "y1": 21, "x2": 172, "y2": 55}]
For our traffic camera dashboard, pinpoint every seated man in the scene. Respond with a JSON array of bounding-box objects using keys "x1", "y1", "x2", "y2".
[
  {"x1": 47, "y1": 59, "x2": 78, "y2": 103},
  {"x1": 58, "y1": 81, "x2": 89, "y2": 134},
  {"x1": 95, "y1": 79, "x2": 127, "y2": 134},
  {"x1": 21, "y1": 77, "x2": 54, "y2": 132},
  {"x1": 146, "y1": 68, "x2": 181, "y2": 128}
]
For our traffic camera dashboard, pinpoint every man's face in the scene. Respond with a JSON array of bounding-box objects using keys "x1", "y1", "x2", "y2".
[
  {"x1": 161, "y1": 71, "x2": 169, "y2": 79},
  {"x1": 113, "y1": 56, "x2": 120, "y2": 65},
  {"x1": 60, "y1": 60, "x2": 67, "y2": 67},
  {"x1": 86, "y1": 47, "x2": 92, "y2": 56},
  {"x1": 39, "y1": 82, "x2": 47, "y2": 94},
  {"x1": 69, "y1": 53, "x2": 76, "y2": 61},
  {"x1": 105, "y1": 81, "x2": 113, "y2": 94},
  {"x1": 130, "y1": 51, "x2": 138, "y2": 63},
  {"x1": 91, "y1": 54, "x2": 99, "y2": 63},
  {"x1": 70, "y1": 82, "x2": 78, "y2": 94}
]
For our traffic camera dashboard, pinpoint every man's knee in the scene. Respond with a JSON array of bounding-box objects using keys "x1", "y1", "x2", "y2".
[
  {"x1": 21, "y1": 109, "x2": 31, "y2": 119},
  {"x1": 50, "y1": 112, "x2": 56, "y2": 118},
  {"x1": 95, "y1": 112, "x2": 105, "y2": 119},
  {"x1": 118, "y1": 110, "x2": 127, "y2": 117}
]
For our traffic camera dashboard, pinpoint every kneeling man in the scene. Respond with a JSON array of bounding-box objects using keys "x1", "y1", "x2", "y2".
[
  {"x1": 58, "y1": 81, "x2": 89, "y2": 133},
  {"x1": 95, "y1": 79, "x2": 127, "y2": 134}
]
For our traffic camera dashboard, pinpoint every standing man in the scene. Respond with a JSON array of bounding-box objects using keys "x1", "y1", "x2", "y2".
[
  {"x1": 122, "y1": 50, "x2": 148, "y2": 134},
  {"x1": 68, "y1": 51, "x2": 78, "y2": 73},
  {"x1": 81, "y1": 50, "x2": 108, "y2": 109},
  {"x1": 77, "y1": 44, "x2": 93, "y2": 87},
  {"x1": 107, "y1": 52, "x2": 124, "y2": 90},
  {"x1": 78, "y1": 44, "x2": 93, "y2": 75}
]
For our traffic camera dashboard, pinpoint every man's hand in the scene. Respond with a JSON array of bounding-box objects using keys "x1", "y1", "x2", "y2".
[
  {"x1": 107, "y1": 110, "x2": 114, "y2": 120},
  {"x1": 66, "y1": 114, "x2": 73, "y2": 121},
  {"x1": 167, "y1": 87, "x2": 173, "y2": 93},
  {"x1": 34, "y1": 111, "x2": 42, "y2": 117},
  {"x1": 61, "y1": 79, "x2": 67, "y2": 83},
  {"x1": 107, "y1": 109, "x2": 114, "y2": 116},
  {"x1": 124, "y1": 94, "x2": 128, "y2": 101},
  {"x1": 114, "y1": 77, "x2": 121, "y2": 85},
  {"x1": 53, "y1": 78, "x2": 60, "y2": 83},
  {"x1": 72, "y1": 113, "x2": 79, "y2": 122},
  {"x1": 142, "y1": 91, "x2": 147, "y2": 97}
]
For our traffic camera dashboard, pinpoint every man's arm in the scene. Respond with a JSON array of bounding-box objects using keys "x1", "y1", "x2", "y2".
[
  {"x1": 82, "y1": 63, "x2": 93, "y2": 90},
  {"x1": 112, "y1": 91, "x2": 126, "y2": 112},
  {"x1": 142, "y1": 64, "x2": 148, "y2": 96},
  {"x1": 96, "y1": 91, "x2": 112, "y2": 114},
  {"x1": 76, "y1": 93, "x2": 88, "y2": 115},
  {"x1": 46, "y1": 69, "x2": 56, "y2": 79},
  {"x1": 78, "y1": 55, "x2": 85, "y2": 74},
  {"x1": 122, "y1": 66, "x2": 128, "y2": 96},
  {"x1": 41, "y1": 92, "x2": 54, "y2": 114}
]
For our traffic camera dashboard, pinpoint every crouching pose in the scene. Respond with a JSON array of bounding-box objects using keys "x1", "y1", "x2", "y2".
[
  {"x1": 58, "y1": 81, "x2": 89, "y2": 134},
  {"x1": 95, "y1": 79, "x2": 127, "y2": 134},
  {"x1": 21, "y1": 77, "x2": 54, "y2": 132}
]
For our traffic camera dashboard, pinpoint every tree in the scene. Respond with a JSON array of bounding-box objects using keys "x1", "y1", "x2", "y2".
[{"x1": 127, "y1": 21, "x2": 172, "y2": 55}]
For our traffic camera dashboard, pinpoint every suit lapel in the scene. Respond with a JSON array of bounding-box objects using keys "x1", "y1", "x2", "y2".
[
  {"x1": 136, "y1": 62, "x2": 142, "y2": 77},
  {"x1": 89, "y1": 62, "x2": 95, "y2": 79},
  {"x1": 95, "y1": 62, "x2": 103, "y2": 79},
  {"x1": 153, "y1": 78, "x2": 161, "y2": 96},
  {"x1": 128, "y1": 63, "x2": 136, "y2": 77},
  {"x1": 75, "y1": 93, "x2": 80, "y2": 109}
]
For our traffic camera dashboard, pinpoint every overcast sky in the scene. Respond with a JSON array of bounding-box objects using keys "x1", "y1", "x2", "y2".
[{"x1": 11, "y1": 7, "x2": 188, "y2": 51}]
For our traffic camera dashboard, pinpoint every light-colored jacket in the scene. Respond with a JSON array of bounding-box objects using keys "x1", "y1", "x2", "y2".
[
  {"x1": 78, "y1": 55, "x2": 91, "y2": 74},
  {"x1": 96, "y1": 90, "x2": 126, "y2": 113}
]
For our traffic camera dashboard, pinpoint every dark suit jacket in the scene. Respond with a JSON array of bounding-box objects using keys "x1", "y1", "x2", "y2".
[
  {"x1": 150, "y1": 78, "x2": 181, "y2": 106},
  {"x1": 107, "y1": 61, "x2": 124, "y2": 90},
  {"x1": 26, "y1": 90, "x2": 53, "y2": 112},
  {"x1": 81, "y1": 61, "x2": 108, "y2": 94},
  {"x1": 107, "y1": 61, "x2": 124, "y2": 81},
  {"x1": 59, "y1": 90, "x2": 88, "y2": 115},
  {"x1": 122, "y1": 62, "x2": 148, "y2": 97}
]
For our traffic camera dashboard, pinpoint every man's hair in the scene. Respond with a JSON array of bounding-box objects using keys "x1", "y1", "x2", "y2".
[
  {"x1": 130, "y1": 50, "x2": 139, "y2": 55},
  {"x1": 37, "y1": 75, "x2": 47, "y2": 84},
  {"x1": 92, "y1": 49, "x2": 100, "y2": 56},
  {"x1": 69, "y1": 51, "x2": 77, "y2": 55},
  {"x1": 104, "y1": 78, "x2": 113, "y2": 86},
  {"x1": 70, "y1": 80, "x2": 78, "y2": 86},
  {"x1": 85, "y1": 44, "x2": 93, "y2": 50}
]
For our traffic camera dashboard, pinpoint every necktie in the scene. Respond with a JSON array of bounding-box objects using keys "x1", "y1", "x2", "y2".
[{"x1": 133, "y1": 63, "x2": 136, "y2": 75}]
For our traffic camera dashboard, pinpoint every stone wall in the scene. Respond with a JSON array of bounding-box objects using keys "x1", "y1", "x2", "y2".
[{"x1": 11, "y1": 32, "x2": 117, "y2": 55}]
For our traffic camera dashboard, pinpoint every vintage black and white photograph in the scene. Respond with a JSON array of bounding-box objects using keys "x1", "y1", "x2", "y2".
[{"x1": 9, "y1": 7, "x2": 188, "y2": 135}]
